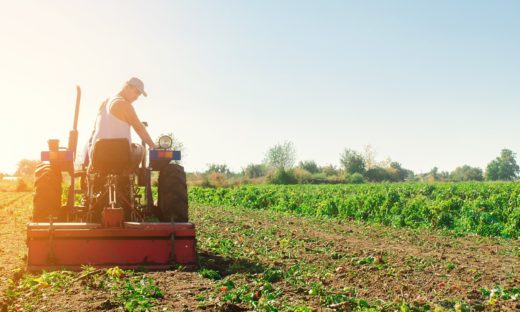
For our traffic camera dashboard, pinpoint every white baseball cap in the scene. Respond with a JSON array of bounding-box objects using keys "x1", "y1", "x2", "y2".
[{"x1": 126, "y1": 77, "x2": 147, "y2": 97}]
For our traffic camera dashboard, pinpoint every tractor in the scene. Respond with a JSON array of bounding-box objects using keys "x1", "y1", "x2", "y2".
[{"x1": 26, "y1": 86, "x2": 196, "y2": 271}]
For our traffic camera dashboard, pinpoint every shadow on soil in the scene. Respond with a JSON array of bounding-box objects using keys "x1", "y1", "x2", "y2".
[{"x1": 197, "y1": 252, "x2": 266, "y2": 277}]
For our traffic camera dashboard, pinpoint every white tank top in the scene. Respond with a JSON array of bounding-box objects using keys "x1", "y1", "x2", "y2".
[{"x1": 90, "y1": 96, "x2": 131, "y2": 144}]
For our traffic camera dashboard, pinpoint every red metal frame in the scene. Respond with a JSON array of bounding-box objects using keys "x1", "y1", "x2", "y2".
[{"x1": 26, "y1": 222, "x2": 196, "y2": 271}]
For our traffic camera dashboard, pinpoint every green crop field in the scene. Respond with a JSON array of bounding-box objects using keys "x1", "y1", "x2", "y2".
[
  {"x1": 189, "y1": 182, "x2": 520, "y2": 239},
  {"x1": 1, "y1": 182, "x2": 519, "y2": 311}
]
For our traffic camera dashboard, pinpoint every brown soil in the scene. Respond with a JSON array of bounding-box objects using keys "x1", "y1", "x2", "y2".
[
  {"x1": 0, "y1": 193, "x2": 32, "y2": 309},
  {"x1": 0, "y1": 193, "x2": 518, "y2": 311}
]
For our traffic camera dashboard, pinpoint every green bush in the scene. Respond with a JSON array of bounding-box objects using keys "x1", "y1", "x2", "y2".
[
  {"x1": 243, "y1": 163, "x2": 267, "y2": 178},
  {"x1": 294, "y1": 168, "x2": 312, "y2": 184},
  {"x1": 266, "y1": 168, "x2": 298, "y2": 185},
  {"x1": 348, "y1": 173, "x2": 364, "y2": 184}
]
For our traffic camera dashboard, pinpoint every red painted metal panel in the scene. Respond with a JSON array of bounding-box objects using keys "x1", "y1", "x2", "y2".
[
  {"x1": 102, "y1": 208, "x2": 125, "y2": 227},
  {"x1": 26, "y1": 222, "x2": 196, "y2": 271}
]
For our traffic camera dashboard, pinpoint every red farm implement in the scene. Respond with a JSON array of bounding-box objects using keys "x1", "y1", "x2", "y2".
[{"x1": 26, "y1": 86, "x2": 196, "y2": 271}]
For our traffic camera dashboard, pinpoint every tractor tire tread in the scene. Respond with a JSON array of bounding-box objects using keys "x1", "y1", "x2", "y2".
[
  {"x1": 33, "y1": 163, "x2": 63, "y2": 222},
  {"x1": 157, "y1": 163, "x2": 188, "y2": 222}
]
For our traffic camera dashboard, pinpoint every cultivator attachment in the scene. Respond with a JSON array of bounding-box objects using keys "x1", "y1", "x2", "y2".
[{"x1": 26, "y1": 221, "x2": 196, "y2": 271}]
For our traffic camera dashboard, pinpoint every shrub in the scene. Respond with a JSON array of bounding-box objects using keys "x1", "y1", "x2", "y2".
[
  {"x1": 326, "y1": 174, "x2": 347, "y2": 184},
  {"x1": 267, "y1": 168, "x2": 297, "y2": 185},
  {"x1": 243, "y1": 163, "x2": 267, "y2": 178},
  {"x1": 205, "y1": 164, "x2": 231, "y2": 175},
  {"x1": 294, "y1": 168, "x2": 312, "y2": 184},
  {"x1": 348, "y1": 173, "x2": 364, "y2": 184},
  {"x1": 320, "y1": 165, "x2": 340, "y2": 176},
  {"x1": 209, "y1": 172, "x2": 227, "y2": 188},
  {"x1": 365, "y1": 167, "x2": 391, "y2": 182},
  {"x1": 298, "y1": 160, "x2": 319, "y2": 174}
]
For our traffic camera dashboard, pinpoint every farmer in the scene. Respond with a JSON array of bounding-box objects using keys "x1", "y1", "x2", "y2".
[{"x1": 83, "y1": 77, "x2": 158, "y2": 169}]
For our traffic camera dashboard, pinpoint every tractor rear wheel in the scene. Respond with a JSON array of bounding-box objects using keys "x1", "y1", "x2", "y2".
[
  {"x1": 157, "y1": 164, "x2": 188, "y2": 222},
  {"x1": 33, "y1": 164, "x2": 63, "y2": 222}
]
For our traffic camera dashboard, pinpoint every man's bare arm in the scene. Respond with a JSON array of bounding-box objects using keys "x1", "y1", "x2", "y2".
[
  {"x1": 133, "y1": 121, "x2": 158, "y2": 149},
  {"x1": 112, "y1": 100, "x2": 158, "y2": 148}
]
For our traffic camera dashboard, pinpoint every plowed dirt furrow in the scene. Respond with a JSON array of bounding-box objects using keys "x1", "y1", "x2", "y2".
[
  {"x1": 0, "y1": 195, "x2": 518, "y2": 311},
  {"x1": 0, "y1": 192, "x2": 32, "y2": 309}
]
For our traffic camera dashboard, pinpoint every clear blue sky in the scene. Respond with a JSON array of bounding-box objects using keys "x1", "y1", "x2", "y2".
[{"x1": 1, "y1": 0, "x2": 520, "y2": 174}]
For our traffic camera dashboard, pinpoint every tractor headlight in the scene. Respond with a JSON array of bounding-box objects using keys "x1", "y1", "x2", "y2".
[{"x1": 158, "y1": 135, "x2": 173, "y2": 149}]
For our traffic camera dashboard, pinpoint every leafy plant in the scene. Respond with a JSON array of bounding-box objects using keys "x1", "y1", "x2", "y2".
[
  {"x1": 118, "y1": 275, "x2": 164, "y2": 312},
  {"x1": 199, "y1": 268, "x2": 222, "y2": 280}
]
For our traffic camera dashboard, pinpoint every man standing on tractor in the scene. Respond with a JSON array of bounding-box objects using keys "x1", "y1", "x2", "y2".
[{"x1": 83, "y1": 77, "x2": 158, "y2": 168}]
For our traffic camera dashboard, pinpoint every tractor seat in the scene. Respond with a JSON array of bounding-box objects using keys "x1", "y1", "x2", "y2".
[{"x1": 90, "y1": 139, "x2": 132, "y2": 175}]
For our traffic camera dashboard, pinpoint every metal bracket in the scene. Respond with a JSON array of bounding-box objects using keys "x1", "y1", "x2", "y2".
[
  {"x1": 169, "y1": 214, "x2": 176, "y2": 264},
  {"x1": 107, "y1": 175, "x2": 117, "y2": 209},
  {"x1": 47, "y1": 215, "x2": 56, "y2": 265}
]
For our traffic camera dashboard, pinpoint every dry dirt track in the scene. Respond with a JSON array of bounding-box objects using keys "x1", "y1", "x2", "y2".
[
  {"x1": 0, "y1": 191, "x2": 518, "y2": 311},
  {"x1": 0, "y1": 192, "x2": 32, "y2": 306}
]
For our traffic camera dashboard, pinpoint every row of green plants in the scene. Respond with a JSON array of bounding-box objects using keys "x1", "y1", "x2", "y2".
[
  {"x1": 192, "y1": 204, "x2": 519, "y2": 311},
  {"x1": 197, "y1": 265, "x2": 420, "y2": 311},
  {"x1": 198, "y1": 266, "x2": 518, "y2": 311},
  {"x1": 189, "y1": 182, "x2": 520, "y2": 238},
  {"x1": 5, "y1": 267, "x2": 162, "y2": 312}
]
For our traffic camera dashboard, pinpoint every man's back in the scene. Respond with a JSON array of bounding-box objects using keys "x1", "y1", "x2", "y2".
[{"x1": 92, "y1": 96, "x2": 132, "y2": 142}]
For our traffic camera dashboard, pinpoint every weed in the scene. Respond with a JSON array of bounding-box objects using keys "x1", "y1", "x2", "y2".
[
  {"x1": 473, "y1": 271, "x2": 482, "y2": 282},
  {"x1": 199, "y1": 268, "x2": 222, "y2": 280},
  {"x1": 308, "y1": 281, "x2": 324, "y2": 296},
  {"x1": 262, "y1": 268, "x2": 284, "y2": 283},
  {"x1": 286, "y1": 306, "x2": 313, "y2": 312},
  {"x1": 404, "y1": 255, "x2": 433, "y2": 271},
  {"x1": 118, "y1": 275, "x2": 163, "y2": 312},
  {"x1": 446, "y1": 261, "x2": 456, "y2": 272},
  {"x1": 480, "y1": 285, "x2": 520, "y2": 301},
  {"x1": 5, "y1": 270, "x2": 75, "y2": 310}
]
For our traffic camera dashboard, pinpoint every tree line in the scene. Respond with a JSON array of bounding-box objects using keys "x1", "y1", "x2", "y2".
[
  {"x1": 5, "y1": 143, "x2": 520, "y2": 186},
  {"x1": 196, "y1": 142, "x2": 520, "y2": 186},
  {"x1": 338, "y1": 148, "x2": 519, "y2": 183}
]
